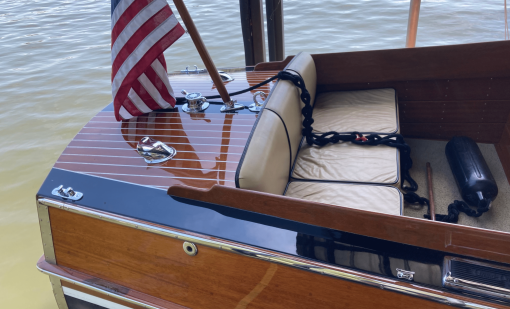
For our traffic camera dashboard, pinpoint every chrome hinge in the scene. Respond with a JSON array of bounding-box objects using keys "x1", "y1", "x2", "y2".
[
  {"x1": 52, "y1": 185, "x2": 83, "y2": 201},
  {"x1": 397, "y1": 268, "x2": 415, "y2": 281}
]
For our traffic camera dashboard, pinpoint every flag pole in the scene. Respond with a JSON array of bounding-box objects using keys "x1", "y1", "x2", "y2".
[{"x1": 172, "y1": 0, "x2": 243, "y2": 111}]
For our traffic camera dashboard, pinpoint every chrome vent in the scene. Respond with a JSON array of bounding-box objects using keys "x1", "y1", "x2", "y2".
[{"x1": 444, "y1": 257, "x2": 510, "y2": 302}]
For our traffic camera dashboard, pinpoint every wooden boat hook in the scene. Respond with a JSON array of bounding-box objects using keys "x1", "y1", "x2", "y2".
[{"x1": 426, "y1": 162, "x2": 436, "y2": 221}]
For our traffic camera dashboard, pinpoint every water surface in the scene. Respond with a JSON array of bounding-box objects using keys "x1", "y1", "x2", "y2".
[{"x1": 0, "y1": 0, "x2": 507, "y2": 307}]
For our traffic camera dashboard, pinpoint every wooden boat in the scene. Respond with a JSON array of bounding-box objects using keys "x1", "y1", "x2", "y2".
[{"x1": 36, "y1": 39, "x2": 510, "y2": 308}]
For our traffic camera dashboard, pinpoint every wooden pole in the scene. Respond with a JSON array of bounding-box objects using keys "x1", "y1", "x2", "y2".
[
  {"x1": 172, "y1": 0, "x2": 231, "y2": 104},
  {"x1": 239, "y1": 0, "x2": 266, "y2": 66},
  {"x1": 405, "y1": 0, "x2": 421, "y2": 48},
  {"x1": 426, "y1": 162, "x2": 436, "y2": 221},
  {"x1": 266, "y1": 0, "x2": 284, "y2": 61}
]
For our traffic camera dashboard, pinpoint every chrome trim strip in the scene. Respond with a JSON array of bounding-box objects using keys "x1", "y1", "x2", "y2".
[
  {"x1": 37, "y1": 201, "x2": 69, "y2": 308},
  {"x1": 443, "y1": 256, "x2": 510, "y2": 302},
  {"x1": 49, "y1": 276, "x2": 69, "y2": 309},
  {"x1": 38, "y1": 271, "x2": 159, "y2": 309},
  {"x1": 39, "y1": 198, "x2": 495, "y2": 309},
  {"x1": 37, "y1": 201, "x2": 56, "y2": 264}
]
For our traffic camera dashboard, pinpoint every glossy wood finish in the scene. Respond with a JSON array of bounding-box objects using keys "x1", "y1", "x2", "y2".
[
  {"x1": 168, "y1": 185, "x2": 510, "y2": 265},
  {"x1": 37, "y1": 257, "x2": 188, "y2": 309},
  {"x1": 55, "y1": 70, "x2": 278, "y2": 190},
  {"x1": 48, "y1": 207, "x2": 504, "y2": 309}
]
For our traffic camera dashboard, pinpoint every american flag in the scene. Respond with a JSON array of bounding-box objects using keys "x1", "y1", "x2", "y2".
[{"x1": 111, "y1": 0, "x2": 185, "y2": 121}]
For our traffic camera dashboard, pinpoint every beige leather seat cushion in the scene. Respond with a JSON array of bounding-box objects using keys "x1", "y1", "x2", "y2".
[
  {"x1": 292, "y1": 142, "x2": 400, "y2": 185},
  {"x1": 312, "y1": 88, "x2": 398, "y2": 134},
  {"x1": 285, "y1": 181, "x2": 402, "y2": 216}
]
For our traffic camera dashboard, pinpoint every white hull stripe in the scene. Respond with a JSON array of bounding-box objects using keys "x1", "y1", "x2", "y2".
[{"x1": 63, "y1": 287, "x2": 131, "y2": 309}]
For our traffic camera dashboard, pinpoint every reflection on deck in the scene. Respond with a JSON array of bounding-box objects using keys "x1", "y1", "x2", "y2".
[{"x1": 54, "y1": 69, "x2": 279, "y2": 190}]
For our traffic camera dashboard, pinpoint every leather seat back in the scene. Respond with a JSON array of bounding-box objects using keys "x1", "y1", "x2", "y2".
[
  {"x1": 264, "y1": 52, "x2": 317, "y2": 164},
  {"x1": 237, "y1": 52, "x2": 318, "y2": 194},
  {"x1": 236, "y1": 109, "x2": 291, "y2": 195}
]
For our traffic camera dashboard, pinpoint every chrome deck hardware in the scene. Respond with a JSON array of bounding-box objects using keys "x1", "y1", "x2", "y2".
[
  {"x1": 396, "y1": 268, "x2": 415, "y2": 281},
  {"x1": 249, "y1": 91, "x2": 266, "y2": 112},
  {"x1": 180, "y1": 65, "x2": 206, "y2": 74},
  {"x1": 218, "y1": 71, "x2": 234, "y2": 82},
  {"x1": 220, "y1": 99, "x2": 245, "y2": 112},
  {"x1": 181, "y1": 89, "x2": 209, "y2": 113},
  {"x1": 137, "y1": 137, "x2": 177, "y2": 164},
  {"x1": 443, "y1": 257, "x2": 510, "y2": 302},
  {"x1": 52, "y1": 185, "x2": 83, "y2": 201}
]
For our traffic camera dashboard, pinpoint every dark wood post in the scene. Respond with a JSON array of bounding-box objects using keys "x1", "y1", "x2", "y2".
[
  {"x1": 266, "y1": 0, "x2": 284, "y2": 61},
  {"x1": 239, "y1": 0, "x2": 266, "y2": 66},
  {"x1": 172, "y1": 0, "x2": 231, "y2": 104}
]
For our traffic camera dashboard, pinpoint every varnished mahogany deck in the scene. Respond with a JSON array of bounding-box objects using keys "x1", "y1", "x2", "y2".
[{"x1": 55, "y1": 70, "x2": 278, "y2": 190}]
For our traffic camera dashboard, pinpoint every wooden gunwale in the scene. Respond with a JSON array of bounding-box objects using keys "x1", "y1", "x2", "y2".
[{"x1": 168, "y1": 185, "x2": 510, "y2": 266}]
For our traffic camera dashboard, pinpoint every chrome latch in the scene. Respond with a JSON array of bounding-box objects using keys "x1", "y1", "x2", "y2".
[
  {"x1": 137, "y1": 137, "x2": 177, "y2": 164},
  {"x1": 249, "y1": 91, "x2": 266, "y2": 112},
  {"x1": 396, "y1": 268, "x2": 415, "y2": 281},
  {"x1": 52, "y1": 185, "x2": 83, "y2": 201},
  {"x1": 218, "y1": 71, "x2": 234, "y2": 82}
]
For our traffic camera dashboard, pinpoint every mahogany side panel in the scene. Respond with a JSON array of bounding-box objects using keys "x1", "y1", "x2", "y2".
[
  {"x1": 312, "y1": 40, "x2": 510, "y2": 85},
  {"x1": 496, "y1": 124, "x2": 510, "y2": 184},
  {"x1": 49, "y1": 208, "x2": 495, "y2": 309},
  {"x1": 400, "y1": 122, "x2": 505, "y2": 143},
  {"x1": 167, "y1": 185, "x2": 510, "y2": 265}
]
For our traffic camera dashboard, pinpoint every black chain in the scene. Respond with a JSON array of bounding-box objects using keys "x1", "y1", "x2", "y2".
[{"x1": 197, "y1": 71, "x2": 491, "y2": 223}]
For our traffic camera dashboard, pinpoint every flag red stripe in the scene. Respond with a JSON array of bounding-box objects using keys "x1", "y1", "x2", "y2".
[
  {"x1": 114, "y1": 24, "x2": 184, "y2": 120},
  {"x1": 112, "y1": 6, "x2": 172, "y2": 81},
  {"x1": 144, "y1": 65, "x2": 175, "y2": 103},
  {"x1": 111, "y1": 0, "x2": 153, "y2": 47}
]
